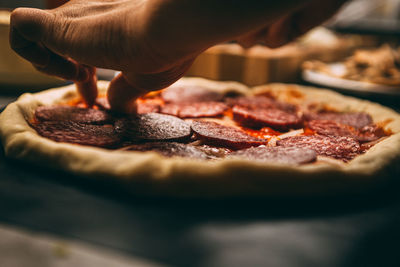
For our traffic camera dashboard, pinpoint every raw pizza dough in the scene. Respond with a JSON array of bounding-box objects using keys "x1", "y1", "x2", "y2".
[{"x1": 1, "y1": 78, "x2": 400, "y2": 197}]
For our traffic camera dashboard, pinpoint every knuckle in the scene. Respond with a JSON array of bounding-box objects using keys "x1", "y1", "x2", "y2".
[{"x1": 9, "y1": 8, "x2": 28, "y2": 27}]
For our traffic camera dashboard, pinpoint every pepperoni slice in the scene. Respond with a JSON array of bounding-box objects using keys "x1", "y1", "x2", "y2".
[
  {"x1": 357, "y1": 124, "x2": 387, "y2": 142},
  {"x1": 115, "y1": 113, "x2": 192, "y2": 142},
  {"x1": 161, "y1": 85, "x2": 223, "y2": 103},
  {"x1": 277, "y1": 135, "x2": 360, "y2": 161},
  {"x1": 191, "y1": 120, "x2": 266, "y2": 150},
  {"x1": 306, "y1": 120, "x2": 384, "y2": 143},
  {"x1": 159, "y1": 103, "x2": 180, "y2": 117},
  {"x1": 137, "y1": 102, "x2": 160, "y2": 114},
  {"x1": 305, "y1": 112, "x2": 372, "y2": 129},
  {"x1": 226, "y1": 96, "x2": 297, "y2": 113},
  {"x1": 32, "y1": 121, "x2": 121, "y2": 148},
  {"x1": 123, "y1": 142, "x2": 209, "y2": 159},
  {"x1": 307, "y1": 120, "x2": 355, "y2": 137},
  {"x1": 229, "y1": 146, "x2": 317, "y2": 164},
  {"x1": 35, "y1": 106, "x2": 113, "y2": 124},
  {"x1": 161, "y1": 102, "x2": 229, "y2": 118},
  {"x1": 360, "y1": 136, "x2": 387, "y2": 153},
  {"x1": 232, "y1": 105, "x2": 303, "y2": 131}
]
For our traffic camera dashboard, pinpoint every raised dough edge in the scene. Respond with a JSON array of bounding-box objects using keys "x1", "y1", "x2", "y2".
[{"x1": 1, "y1": 78, "x2": 399, "y2": 197}]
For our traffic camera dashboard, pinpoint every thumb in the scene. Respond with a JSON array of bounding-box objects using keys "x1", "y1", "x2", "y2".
[
  {"x1": 107, "y1": 73, "x2": 143, "y2": 114},
  {"x1": 107, "y1": 59, "x2": 195, "y2": 113}
]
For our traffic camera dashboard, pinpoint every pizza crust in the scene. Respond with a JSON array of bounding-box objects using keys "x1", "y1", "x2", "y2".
[{"x1": 1, "y1": 78, "x2": 400, "y2": 197}]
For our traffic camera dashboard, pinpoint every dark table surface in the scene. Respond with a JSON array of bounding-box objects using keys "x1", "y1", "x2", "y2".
[{"x1": 1, "y1": 83, "x2": 400, "y2": 267}]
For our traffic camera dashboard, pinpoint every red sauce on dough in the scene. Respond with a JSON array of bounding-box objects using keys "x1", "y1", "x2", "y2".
[{"x1": 241, "y1": 126, "x2": 281, "y2": 139}]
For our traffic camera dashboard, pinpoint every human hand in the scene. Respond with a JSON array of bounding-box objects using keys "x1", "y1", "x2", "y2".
[
  {"x1": 236, "y1": 0, "x2": 347, "y2": 48},
  {"x1": 10, "y1": 0, "x2": 347, "y2": 113},
  {"x1": 10, "y1": 0, "x2": 198, "y2": 113}
]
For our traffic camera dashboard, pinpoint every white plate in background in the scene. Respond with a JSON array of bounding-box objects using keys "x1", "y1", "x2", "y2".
[{"x1": 302, "y1": 63, "x2": 400, "y2": 96}]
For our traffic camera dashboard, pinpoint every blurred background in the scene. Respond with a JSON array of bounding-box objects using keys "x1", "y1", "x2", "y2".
[
  {"x1": 2, "y1": 0, "x2": 43, "y2": 9},
  {"x1": 1, "y1": 0, "x2": 400, "y2": 89}
]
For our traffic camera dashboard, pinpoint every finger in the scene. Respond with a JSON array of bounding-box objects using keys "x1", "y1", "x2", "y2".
[
  {"x1": 108, "y1": 59, "x2": 195, "y2": 113},
  {"x1": 236, "y1": 15, "x2": 292, "y2": 49},
  {"x1": 9, "y1": 8, "x2": 54, "y2": 68},
  {"x1": 263, "y1": 15, "x2": 292, "y2": 48},
  {"x1": 9, "y1": 26, "x2": 50, "y2": 68},
  {"x1": 290, "y1": 0, "x2": 348, "y2": 38},
  {"x1": 33, "y1": 53, "x2": 88, "y2": 81},
  {"x1": 75, "y1": 66, "x2": 98, "y2": 107},
  {"x1": 256, "y1": 0, "x2": 347, "y2": 49},
  {"x1": 236, "y1": 28, "x2": 265, "y2": 48},
  {"x1": 10, "y1": 8, "x2": 85, "y2": 81},
  {"x1": 107, "y1": 73, "x2": 142, "y2": 114},
  {"x1": 10, "y1": 8, "x2": 52, "y2": 42}
]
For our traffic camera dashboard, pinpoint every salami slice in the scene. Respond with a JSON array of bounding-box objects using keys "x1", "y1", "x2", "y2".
[
  {"x1": 123, "y1": 142, "x2": 209, "y2": 159},
  {"x1": 229, "y1": 146, "x2": 317, "y2": 164},
  {"x1": 226, "y1": 96, "x2": 297, "y2": 113},
  {"x1": 232, "y1": 105, "x2": 303, "y2": 131},
  {"x1": 191, "y1": 120, "x2": 266, "y2": 150},
  {"x1": 115, "y1": 113, "x2": 192, "y2": 142},
  {"x1": 159, "y1": 103, "x2": 180, "y2": 117},
  {"x1": 35, "y1": 106, "x2": 113, "y2": 124},
  {"x1": 306, "y1": 120, "x2": 384, "y2": 142},
  {"x1": 360, "y1": 136, "x2": 387, "y2": 153},
  {"x1": 305, "y1": 112, "x2": 372, "y2": 129},
  {"x1": 161, "y1": 102, "x2": 229, "y2": 118},
  {"x1": 161, "y1": 85, "x2": 223, "y2": 103},
  {"x1": 357, "y1": 124, "x2": 387, "y2": 142},
  {"x1": 32, "y1": 121, "x2": 121, "y2": 148},
  {"x1": 277, "y1": 135, "x2": 360, "y2": 161},
  {"x1": 307, "y1": 120, "x2": 355, "y2": 137},
  {"x1": 137, "y1": 102, "x2": 160, "y2": 114}
]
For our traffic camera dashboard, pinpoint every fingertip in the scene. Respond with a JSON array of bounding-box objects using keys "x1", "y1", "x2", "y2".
[
  {"x1": 236, "y1": 28, "x2": 264, "y2": 48},
  {"x1": 236, "y1": 36, "x2": 256, "y2": 49},
  {"x1": 76, "y1": 67, "x2": 98, "y2": 107},
  {"x1": 107, "y1": 63, "x2": 191, "y2": 113},
  {"x1": 107, "y1": 73, "x2": 141, "y2": 114},
  {"x1": 263, "y1": 37, "x2": 288, "y2": 49}
]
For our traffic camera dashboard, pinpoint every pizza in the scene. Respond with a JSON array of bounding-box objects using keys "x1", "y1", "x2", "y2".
[
  {"x1": 1, "y1": 77, "x2": 400, "y2": 197},
  {"x1": 303, "y1": 45, "x2": 400, "y2": 87}
]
